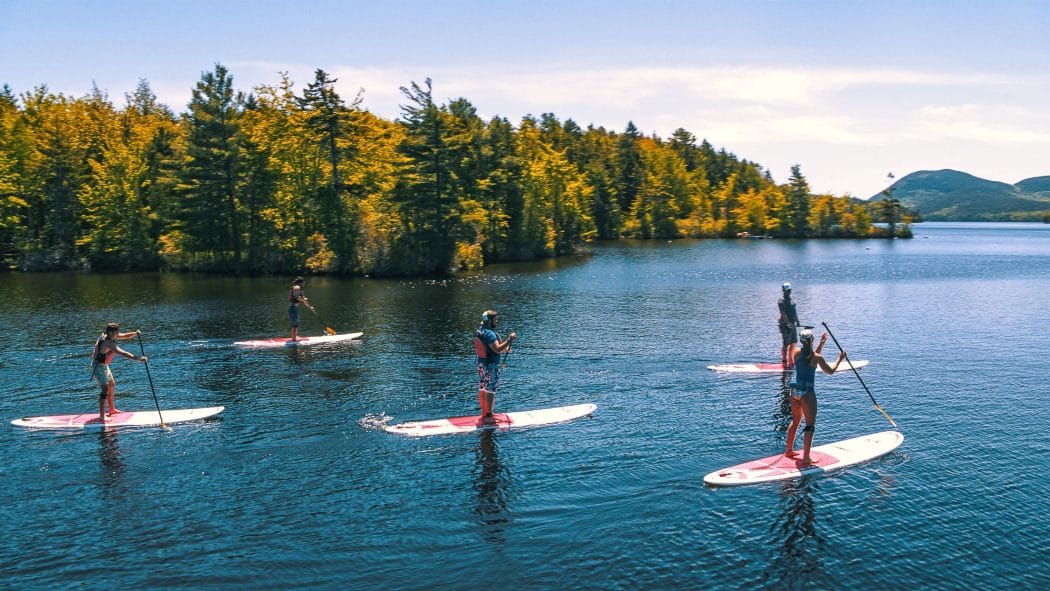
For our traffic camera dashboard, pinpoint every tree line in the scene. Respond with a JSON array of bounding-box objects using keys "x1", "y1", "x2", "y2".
[{"x1": 0, "y1": 64, "x2": 912, "y2": 275}]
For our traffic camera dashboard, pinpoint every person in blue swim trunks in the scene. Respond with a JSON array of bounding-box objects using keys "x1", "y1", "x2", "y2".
[
  {"x1": 785, "y1": 329, "x2": 846, "y2": 466},
  {"x1": 473, "y1": 310, "x2": 516, "y2": 420}
]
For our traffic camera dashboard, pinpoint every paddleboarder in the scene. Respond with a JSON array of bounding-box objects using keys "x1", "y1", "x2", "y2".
[
  {"x1": 778, "y1": 282, "x2": 801, "y2": 368},
  {"x1": 91, "y1": 323, "x2": 147, "y2": 422},
  {"x1": 288, "y1": 277, "x2": 315, "y2": 342},
  {"x1": 785, "y1": 329, "x2": 847, "y2": 466},
  {"x1": 473, "y1": 310, "x2": 516, "y2": 420}
]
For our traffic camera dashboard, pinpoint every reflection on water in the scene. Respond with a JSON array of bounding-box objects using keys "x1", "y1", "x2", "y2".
[
  {"x1": 97, "y1": 429, "x2": 126, "y2": 493},
  {"x1": 2, "y1": 223, "x2": 1048, "y2": 590},
  {"x1": 770, "y1": 372, "x2": 793, "y2": 435},
  {"x1": 762, "y1": 478, "x2": 827, "y2": 590},
  {"x1": 473, "y1": 430, "x2": 511, "y2": 547}
]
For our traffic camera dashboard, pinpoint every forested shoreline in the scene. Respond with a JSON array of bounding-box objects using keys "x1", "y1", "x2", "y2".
[{"x1": 0, "y1": 64, "x2": 912, "y2": 276}]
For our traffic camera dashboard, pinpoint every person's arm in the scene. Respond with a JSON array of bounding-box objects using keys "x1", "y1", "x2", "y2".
[
  {"x1": 114, "y1": 330, "x2": 140, "y2": 340},
  {"x1": 113, "y1": 345, "x2": 147, "y2": 363},
  {"x1": 817, "y1": 350, "x2": 846, "y2": 374},
  {"x1": 815, "y1": 332, "x2": 829, "y2": 354},
  {"x1": 490, "y1": 332, "x2": 517, "y2": 354},
  {"x1": 299, "y1": 290, "x2": 314, "y2": 311}
]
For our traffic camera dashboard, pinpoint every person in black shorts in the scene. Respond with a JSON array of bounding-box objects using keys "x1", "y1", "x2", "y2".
[{"x1": 778, "y1": 282, "x2": 800, "y2": 368}]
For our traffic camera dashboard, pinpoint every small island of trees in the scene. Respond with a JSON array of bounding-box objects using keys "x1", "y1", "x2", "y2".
[{"x1": 0, "y1": 65, "x2": 912, "y2": 276}]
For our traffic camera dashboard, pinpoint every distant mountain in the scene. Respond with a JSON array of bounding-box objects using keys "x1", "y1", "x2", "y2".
[{"x1": 869, "y1": 170, "x2": 1050, "y2": 221}]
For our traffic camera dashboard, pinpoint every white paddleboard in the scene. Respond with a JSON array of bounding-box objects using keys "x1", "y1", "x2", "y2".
[
  {"x1": 11, "y1": 406, "x2": 225, "y2": 429},
  {"x1": 703, "y1": 430, "x2": 903, "y2": 487},
  {"x1": 707, "y1": 359, "x2": 870, "y2": 373},
  {"x1": 233, "y1": 332, "x2": 363, "y2": 348},
  {"x1": 385, "y1": 403, "x2": 597, "y2": 437}
]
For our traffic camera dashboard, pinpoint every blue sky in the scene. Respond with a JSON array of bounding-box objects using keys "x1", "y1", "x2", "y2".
[{"x1": 3, "y1": 0, "x2": 1048, "y2": 198}]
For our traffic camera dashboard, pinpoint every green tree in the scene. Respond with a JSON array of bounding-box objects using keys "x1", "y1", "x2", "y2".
[
  {"x1": 575, "y1": 126, "x2": 620, "y2": 239},
  {"x1": 515, "y1": 116, "x2": 594, "y2": 257},
  {"x1": 176, "y1": 64, "x2": 244, "y2": 269},
  {"x1": 0, "y1": 86, "x2": 29, "y2": 264},
  {"x1": 298, "y1": 69, "x2": 367, "y2": 269},
  {"x1": 394, "y1": 78, "x2": 460, "y2": 274},
  {"x1": 625, "y1": 141, "x2": 690, "y2": 239},
  {"x1": 616, "y1": 121, "x2": 644, "y2": 216},
  {"x1": 781, "y1": 164, "x2": 811, "y2": 237},
  {"x1": 76, "y1": 88, "x2": 165, "y2": 269}
]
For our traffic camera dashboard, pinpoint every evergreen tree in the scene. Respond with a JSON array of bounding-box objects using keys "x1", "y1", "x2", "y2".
[
  {"x1": 669, "y1": 128, "x2": 700, "y2": 171},
  {"x1": 616, "y1": 121, "x2": 643, "y2": 215},
  {"x1": 177, "y1": 64, "x2": 244, "y2": 268},
  {"x1": 577, "y1": 126, "x2": 620, "y2": 239},
  {"x1": 394, "y1": 78, "x2": 459, "y2": 274},
  {"x1": 782, "y1": 164, "x2": 811, "y2": 237}
]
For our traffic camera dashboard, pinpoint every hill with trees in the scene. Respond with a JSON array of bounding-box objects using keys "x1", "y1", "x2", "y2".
[{"x1": 870, "y1": 170, "x2": 1050, "y2": 221}]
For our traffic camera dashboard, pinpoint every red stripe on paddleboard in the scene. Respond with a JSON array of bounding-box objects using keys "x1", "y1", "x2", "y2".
[
  {"x1": 21, "y1": 411, "x2": 137, "y2": 427},
  {"x1": 446, "y1": 414, "x2": 511, "y2": 428},
  {"x1": 715, "y1": 450, "x2": 838, "y2": 480}
]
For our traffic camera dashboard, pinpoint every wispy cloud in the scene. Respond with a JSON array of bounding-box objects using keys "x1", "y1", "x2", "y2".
[{"x1": 181, "y1": 60, "x2": 1049, "y2": 196}]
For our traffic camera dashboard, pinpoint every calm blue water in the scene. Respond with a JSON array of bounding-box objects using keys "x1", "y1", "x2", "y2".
[{"x1": 1, "y1": 222, "x2": 1048, "y2": 590}]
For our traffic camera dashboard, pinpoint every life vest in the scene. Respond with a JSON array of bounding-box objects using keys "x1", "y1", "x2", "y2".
[
  {"x1": 289, "y1": 286, "x2": 301, "y2": 303},
  {"x1": 473, "y1": 329, "x2": 492, "y2": 359},
  {"x1": 92, "y1": 335, "x2": 115, "y2": 365}
]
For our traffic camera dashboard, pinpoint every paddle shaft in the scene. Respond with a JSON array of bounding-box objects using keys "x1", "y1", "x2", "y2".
[
  {"x1": 501, "y1": 330, "x2": 515, "y2": 367},
  {"x1": 821, "y1": 322, "x2": 897, "y2": 428},
  {"x1": 307, "y1": 306, "x2": 336, "y2": 335},
  {"x1": 136, "y1": 334, "x2": 166, "y2": 429}
]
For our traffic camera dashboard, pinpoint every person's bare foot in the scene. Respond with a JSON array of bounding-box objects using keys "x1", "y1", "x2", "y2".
[
  {"x1": 800, "y1": 457, "x2": 821, "y2": 467},
  {"x1": 784, "y1": 450, "x2": 799, "y2": 458}
]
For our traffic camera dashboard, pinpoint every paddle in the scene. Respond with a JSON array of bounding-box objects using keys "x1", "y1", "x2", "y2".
[
  {"x1": 501, "y1": 331, "x2": 516, "y2": 368},
  {"x1": 136, "y1": 334, "x2": 167, "y2": 430},
  {"x1": 308, "y1": 306, "x2": 337, "y2": 336},
  {"x1": 821, "y1": 322, "x2": 897, "y2": 428}
]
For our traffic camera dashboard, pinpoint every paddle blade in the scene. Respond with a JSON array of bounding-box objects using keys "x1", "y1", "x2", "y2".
[{"x1": 325, "y1": 326, "x2": 337, "y2": 335}]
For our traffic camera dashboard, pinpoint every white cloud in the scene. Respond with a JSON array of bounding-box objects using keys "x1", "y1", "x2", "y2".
[
  {"x1": 912, "y1": 104, "x2": 1050, "y2": 144},
  {"x1": 151, "y1": 61, "x2": 1048, "y2": 197}
]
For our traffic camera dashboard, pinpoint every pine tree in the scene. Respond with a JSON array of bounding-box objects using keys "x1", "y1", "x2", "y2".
[
  {"x1": 616, "y1": 121, "x2": 643, "y2": 215},
  {"x1": 394, "y1": 78, "x2": 459, "y2": 274},
  {"x1": 0, "y1": 86, "x2": 28, "y2": 263},
  {"x1": 782, "y1": 164, "x2": 811, "y2": 237},
  {"x1": 177, "y1": 64, "x2": 244, "y2": 268}
]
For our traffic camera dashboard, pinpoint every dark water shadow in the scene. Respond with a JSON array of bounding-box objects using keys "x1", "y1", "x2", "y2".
[
  {"x1": 472, "y1": 430, "x2": 512, "y2": 548},
  {"x1": 761, "y1": 478, "x2": 829, "y2": 590},
  {"x1": 97, "y1": 428, "x2": 127, "y2": 495},
  {"x1": 770, "y1": 372, "x2": 793, "y2": 436}
]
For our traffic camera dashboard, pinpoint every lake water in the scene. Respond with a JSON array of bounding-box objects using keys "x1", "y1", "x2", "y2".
[{"x1": 1, "y1": 222, "x2": 1048, "y2": 590}]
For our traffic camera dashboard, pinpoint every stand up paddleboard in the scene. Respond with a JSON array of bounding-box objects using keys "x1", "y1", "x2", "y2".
[
  {"x1": 703, "y1": 430, "x2": 903, "y2": 487},
  {"x1": 11, "y1": 406, "x2": 225, "y2": 430},
  {"x1": 385, "y1": 403, "x2": 597, "y2": 437},
  {"x1": 707, "y1": 359, "x2": 869, "y2": 373},
  {"x1": 233, "y1": 332, "x2": 363, "y2": 348}
]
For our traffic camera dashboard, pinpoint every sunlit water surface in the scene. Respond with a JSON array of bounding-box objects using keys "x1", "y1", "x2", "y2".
[{"x1": 1, "y1": 222, "x2": 1048, "y2": 590}]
